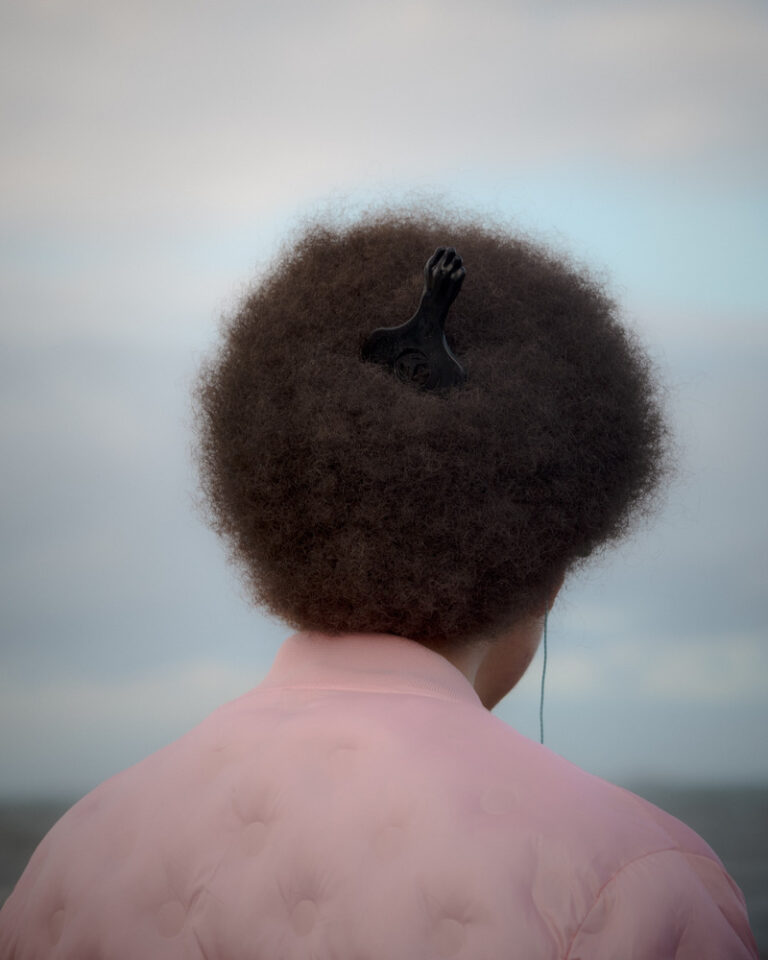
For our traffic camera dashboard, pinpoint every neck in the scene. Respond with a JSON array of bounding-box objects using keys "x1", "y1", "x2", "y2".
[{"x1": 439, "y1": 613, "x2": 545, "y2": 710}]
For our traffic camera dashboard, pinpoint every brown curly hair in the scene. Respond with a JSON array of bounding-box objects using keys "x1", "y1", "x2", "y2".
[{"x1": 193, "y1": 206, "x2": 672, "y2": 650}]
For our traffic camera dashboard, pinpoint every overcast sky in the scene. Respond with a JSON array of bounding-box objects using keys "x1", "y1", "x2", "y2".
[{"x1": 1, "y1": 0, "x2": 766, "y2": 800}]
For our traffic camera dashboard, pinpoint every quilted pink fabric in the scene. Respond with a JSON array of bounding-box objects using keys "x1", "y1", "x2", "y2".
[{"x1": 0, "y1": 630, "x2": 759, "y2": 959}]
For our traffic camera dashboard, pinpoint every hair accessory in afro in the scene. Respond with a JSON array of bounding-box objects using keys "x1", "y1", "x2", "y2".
[{"x1": 361, "y1": 246, "x2": 467, "y2": 390}]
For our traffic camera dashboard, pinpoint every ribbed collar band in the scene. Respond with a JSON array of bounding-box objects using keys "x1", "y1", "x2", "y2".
[{"x1": 260, "y1": 630, "x2": 483, "y2": 708}]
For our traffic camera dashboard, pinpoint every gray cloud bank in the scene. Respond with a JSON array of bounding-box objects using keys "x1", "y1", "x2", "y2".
[
  {"x1": 1, "y1": 0, "x2": 766, "y2": 795},
  {"x1": 1, "y1": 0, "x2": 766, "y2": 229}
]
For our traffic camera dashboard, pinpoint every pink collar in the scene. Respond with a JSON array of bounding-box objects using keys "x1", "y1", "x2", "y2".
[{"x1": 261, "y1": 630, "x2": 483, "y2": 708}]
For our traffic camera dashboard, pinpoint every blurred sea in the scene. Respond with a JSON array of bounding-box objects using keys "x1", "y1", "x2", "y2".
[{"x1": 1, "y1": 782, "x2": 766, "y2": 956}]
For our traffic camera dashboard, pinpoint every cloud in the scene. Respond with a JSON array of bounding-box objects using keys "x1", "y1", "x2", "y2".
[
  {"x1": 1, "y1": 0, "x2": 765, "y2": 793},
  {"x1": 542, "y1": 651, "x2": 604, "y2": 697},
  {"x1": 532, "y1": 629, "x2": 767, "y2": 705},
  {"x1": 1, "y1": 0, "x2": 765, "y2": 229},
  {"x1": 0, "y1": 657, "x2": 264, "y2": 798},
  {"x1": 639, "y1": 634, "x2": 767, "y2": 702}
]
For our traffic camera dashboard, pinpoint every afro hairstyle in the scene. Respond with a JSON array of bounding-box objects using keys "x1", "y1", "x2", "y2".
[{"x1": 193, "y1": 206, "x2": 672, "y2": 651}]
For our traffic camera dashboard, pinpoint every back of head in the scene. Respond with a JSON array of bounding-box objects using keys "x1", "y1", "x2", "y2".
[{"x1": 193, "y1": 207, "x2": 671, "y2": 651}]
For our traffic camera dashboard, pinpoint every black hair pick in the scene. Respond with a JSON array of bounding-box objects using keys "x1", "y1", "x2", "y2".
[{"x1": 361, "y1": 246, "x2": 467, "y2": 391}]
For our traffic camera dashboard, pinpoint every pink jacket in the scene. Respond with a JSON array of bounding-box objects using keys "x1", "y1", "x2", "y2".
[{"x1": 0, "y1": 631, "x2": 758, "y2": 959}]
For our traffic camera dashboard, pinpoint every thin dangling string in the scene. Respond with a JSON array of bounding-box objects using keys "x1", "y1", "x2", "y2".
[{"x1": 539, "y1": 605, "x2": 548, "y2": 745}]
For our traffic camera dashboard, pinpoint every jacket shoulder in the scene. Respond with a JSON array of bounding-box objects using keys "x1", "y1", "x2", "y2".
[{"x1": 564, "y1": 847, "x2": 758, "y2": 959}]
